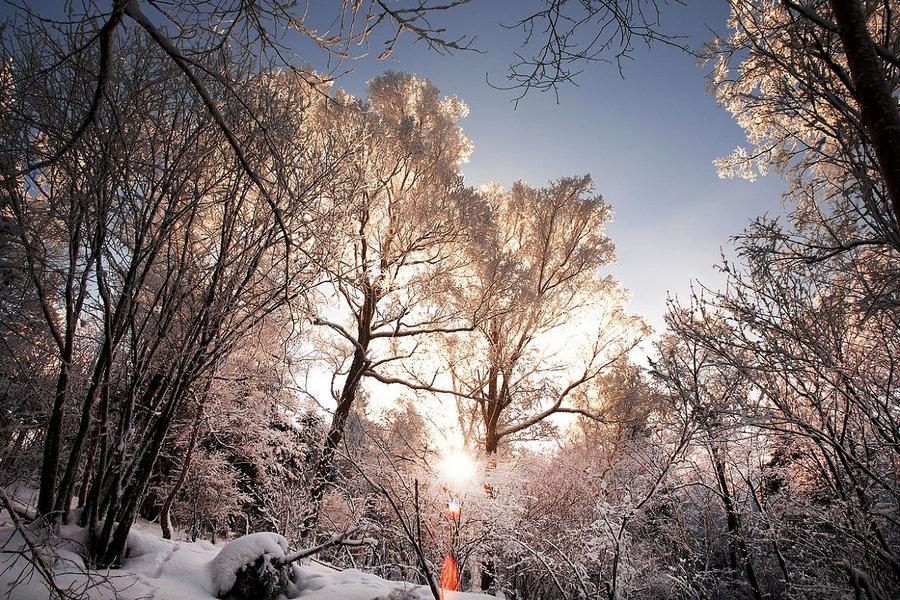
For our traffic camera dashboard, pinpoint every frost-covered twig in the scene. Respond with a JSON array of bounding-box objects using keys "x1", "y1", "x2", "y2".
[
  {"x1": 276, "y1": 526, "x2": 374, "y2": 566},
  {"x1": 0, "y1": 491, "x2": 71, "y2": 599},
  {"x1": 343, "y1": 438, "x2": 441, "y2": 600}
]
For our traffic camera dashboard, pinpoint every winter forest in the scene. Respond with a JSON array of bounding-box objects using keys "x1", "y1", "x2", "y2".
[{"x1": 0, "y1": 1, "x2": 899, "y2": 599}]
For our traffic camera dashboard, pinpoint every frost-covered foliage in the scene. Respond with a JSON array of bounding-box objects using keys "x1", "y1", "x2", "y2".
[
  {"x1": 694, "y1": 10, "x2": 900, "y2": 594},
  {"x1": 145, "y1": 316, "x2": 323, "y2": 545},
  {"x1": 298, "y1": 70, "x2": 479, "y2": 536},
  {"x1": 167, "y1": 451, "x2": 248, "y2": 542},
  {"x1": 432, "y1": 176, "x2": 646, "y2": 454},
  {"x1": 709, "y1": 0, "x2": 900, "y2": 251},
  {"x1": 2, "y1": 1, "x2": 899, "y2": 598},
  {"x1": 305, "y1": 381, "x2": 686, "y2": 599},
  {"x1": 654, "y1": 229, "x2": 900, "y2": 599}
]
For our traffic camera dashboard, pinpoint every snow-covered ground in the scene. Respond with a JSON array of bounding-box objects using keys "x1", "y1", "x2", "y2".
[{"x1": 0, "y1": 498, "x2": 491, "y2": 600}]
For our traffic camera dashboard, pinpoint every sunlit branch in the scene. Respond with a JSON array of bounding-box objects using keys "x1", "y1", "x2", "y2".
[{"x1": 364, "y1": 369, "x2": 476, "y2": 400}]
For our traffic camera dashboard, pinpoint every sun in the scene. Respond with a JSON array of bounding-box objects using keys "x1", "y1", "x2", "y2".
[{"x1": 437, "y1": 450, "x2": 476, "y2": 485}]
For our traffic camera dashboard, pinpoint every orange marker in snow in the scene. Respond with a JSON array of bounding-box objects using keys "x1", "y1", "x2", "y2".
[{"x1": 440, "y1": 554, "x2": 461, "y2": 597}]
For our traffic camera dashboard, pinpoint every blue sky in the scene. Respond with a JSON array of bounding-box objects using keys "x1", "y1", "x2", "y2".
[
  {"x1": 306, "y1": 1, "x2": 787, "y2": 341},
  {"x1": 9, "y1": 0, "x2": 788, "y2": 342}
]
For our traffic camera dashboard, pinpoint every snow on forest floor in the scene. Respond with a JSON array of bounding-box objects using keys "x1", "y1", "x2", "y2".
[{"x1": 0, "y1": 491, "x2": 491, "y2": 600}]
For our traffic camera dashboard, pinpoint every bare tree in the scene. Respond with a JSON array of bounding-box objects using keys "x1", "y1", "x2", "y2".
[
  {"x1": 657, "y1": 223, "x2": 900, "y2": 596},
  {"x1": 300, "y1": 72, "x2": 476, "y2": 538},
  {"x1": 653, "y1": 319, "x2": 765, "y2": 600},
  {"x1": 2, "y1": 23, "x2": 345, "y2": 564},
  {"x1": 2, "y1": 0, "x2": 475, "y2": 180},
  {"x1": 494, "y1": 0, "x2": 689, "y2": 103}
]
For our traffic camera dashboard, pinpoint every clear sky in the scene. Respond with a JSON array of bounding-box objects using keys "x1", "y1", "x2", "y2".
[{"x1": 310, "y1": 0, "x2": 788, "y2": 342}]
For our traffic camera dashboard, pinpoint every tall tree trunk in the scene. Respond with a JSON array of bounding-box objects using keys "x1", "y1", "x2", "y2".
[
  {"x1": 160, "y1": 393, "x2": 206, "y2": 539},
  {"x1": 54, "y1": 353, "x2": 112, "y2": 517},
  {"x1": 829, "y1": 0, "x2": 900, "y2": 229},
  {"x1": 483, "y1": 407, "x2": 500, "y2": 455},
  {"x1": 300, "y1": 342, "x2": 369, "y2": 539},
  {"x1": 77, "y1": 418, "x2": 101, "y2": 510},
  {"x1": 87, "y1": 346, "x2": 198, "y2": 566},
  {"x1": 301, "y1": 285, "x2": 377, "y2": 540},
  {"x1": 37, "y1": 361, "x2": 71, "y2": 518},
  {"x1": 99, "y1": 369, "x2": 195, "y2": 566},
  {"x1": 483, "y1": 358, "x2": 501, "y2": 455}
]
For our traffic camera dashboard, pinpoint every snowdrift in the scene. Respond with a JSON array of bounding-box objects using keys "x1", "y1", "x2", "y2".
[{"x1": 0, "y1": 508, "x2": 491, "y2": 600}]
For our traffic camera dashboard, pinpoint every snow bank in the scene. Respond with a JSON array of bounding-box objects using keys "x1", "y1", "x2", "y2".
[
  {"x1": 124, "y1": 523, "x2": 218, "y2": 598},
  {"x1": 209, "y1": 531, "x2": 288, "y2": 596},
  {"x1": 0, "y1": 510, "x2": 493, "y2": 600},
  {"x1": 126, "y1": 526, "x2": 172, "y2": 559},
  {"x1": 296, "y1": 562, "x2": 490, "y2": 600}
]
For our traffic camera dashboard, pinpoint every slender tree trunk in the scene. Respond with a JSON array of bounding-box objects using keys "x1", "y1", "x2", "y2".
[
  {"x1": 77, "y1": 420, "x2": 100, "y2": 510},
  {"x1": 54, "y1": 356, "x2": 111, "y2": 516},
  {"x1": 36, "y1": 1, "x2": 126, "y2": 520},
  {"x1": 301, "y1": 285, "x2": 376, "y2": 540},
  {"x1": 300, "y1": 342, "x2": 369, "y2": 538},
  {"x1": 82, "y1": 371, "x2": 163, "y2": 535},
  {"x1": 88, "y1": 351, "x2": 197, "y2": 565},
  {"x1": 829, "y1": 0, "x2": 900, "y2": 229},
  {"x1": 57, "y1": 227, "x2": 131, "y2": 517},
  {"x1": 710, "y1": 445, "x2": 763, "y2": 600},
  {"x1": 483, "y1": 410, "x2": 500, "y2": 455},
  {"x1": 100, "y1": 371, "x2": 194, "y2": 566},
  {"x1": 37, "y1": 360, "x2": 71, "y2": 518},
  {"x1": 160, "y1": 394, "x2": 206, "y2": 539},
  {"x1": 483, "y1": 360, "x2": 501, "y2": 455},
  {"x1": 79, "y1": 382, "x2": 110, "y2": 520}
]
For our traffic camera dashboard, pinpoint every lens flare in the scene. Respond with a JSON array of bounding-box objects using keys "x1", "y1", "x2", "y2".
[
  {"x1": 438, "y1": 451, "x2": 475, "y2": 485},
  {"x1": 447, "y1": 497, "x2": 461, "y2": 519}
]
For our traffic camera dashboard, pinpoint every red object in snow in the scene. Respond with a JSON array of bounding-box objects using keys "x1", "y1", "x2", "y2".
[{"x1": 440, "y1": 554, "x2": 461, "y2": 594}]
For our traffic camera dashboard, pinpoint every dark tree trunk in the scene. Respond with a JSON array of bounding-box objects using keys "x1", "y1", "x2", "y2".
[
  {"x1": 711, "y1": 446, "x2": 763, "y2": 600},
  {"x1": 300, "y1": 285, "x2": 376, "y2": 540},
  {"x1": 100, "y1": 374, "x2": 193, "y2": 566},
  {"x1": 483, "y1": 411, "x2": 500, "y2": 455},
  {"x1": 300, "y1": 343, "x2": 369, "y2": 538},
  {"x1": 54, "y1": 354, "x2": 112, "y2": 517},
  {"x1": 37, "y1": 361, "x2": 71, "y2": 518},
  {"x1": 483, "y1": 356, "x2": 502, "y2": 455},
  {"x1": 77, "y1": 416, "x2": 100, "y2": 510},
  {"x1": 87, "y1": 354, "x2": 197, "y2": 566},
  {"x1": 160, "y1": 394, "x2": 206, "y2": 539},
  {"x1": 829, "y1": 0, "x2": 900, "y2": 230}
]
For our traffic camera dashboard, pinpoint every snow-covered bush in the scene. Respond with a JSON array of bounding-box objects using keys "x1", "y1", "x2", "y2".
[{"x1": 211, "y1": 532, "x2": 290, "y2": 600}]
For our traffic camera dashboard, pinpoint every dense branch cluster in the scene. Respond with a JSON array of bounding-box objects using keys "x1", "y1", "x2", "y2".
[{"x1": 0, "y1": 1, "x2": 899, "y2": 600}]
